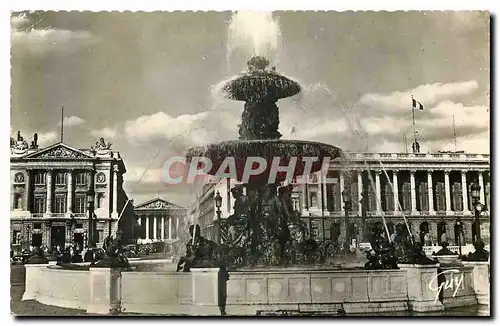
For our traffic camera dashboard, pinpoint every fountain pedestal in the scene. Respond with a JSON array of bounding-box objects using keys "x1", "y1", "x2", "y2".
[
  {"x1": 191, "y1": 268, "x2": 228, "y2": 315},
  {"x1": 87, "y1": 267, "x2": 127, "y2": 314},
  {"x1": 462, "y1": 261, "x2": 490, "y2": 305},
  {"x1": 397, "y1": 263, "x2": 444, "y2": 312}
]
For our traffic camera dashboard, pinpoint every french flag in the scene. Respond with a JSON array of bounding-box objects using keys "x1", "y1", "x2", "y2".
[{"x1": 412, "y1": 98, "x2": 424, "y2": 110}]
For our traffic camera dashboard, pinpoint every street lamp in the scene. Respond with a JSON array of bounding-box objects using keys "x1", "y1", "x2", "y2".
[
  {"x1": 455, "y1": 218, "x2": 463, "y2": 257},
  {"x1": 214, "y1": 190, "x2": 223, "y2": 245},
  {"x1": 470, "y1": 181, "x2": 482, "y2": 246},
  {"x1": 87, "y1": 188, "x2": 95, "y2": 248},
  {"x1": 342, "y1": 189, "x2": 352, "y2": 248}
]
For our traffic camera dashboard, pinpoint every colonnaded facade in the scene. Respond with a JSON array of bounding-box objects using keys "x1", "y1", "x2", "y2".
[
  {"x1": 10, "y1": 132, "x2": 136, "y2": 250},
  {"x1": 191, "y1": 151, "x2": 490, "y2": 247},
  {"x1": 134, "y1": 197, "x2": 188, "y2": 244}
]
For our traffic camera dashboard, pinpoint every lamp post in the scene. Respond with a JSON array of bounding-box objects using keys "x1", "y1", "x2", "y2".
[
  {"x1": 214, "y1": 190, "x2": 223, "y2": 245},
  {"x1": 455, "y1": 218, "x2": 463, "y2": 257},
  {"x1": 342, "y1": 189, "x2": 352, "y2": 248},
  {"x1": 87, "y1": 188, "x2": 95, "y2": 248},
  {"x1": 470, "y1": 181, "x2": 482, "y2": 246}
]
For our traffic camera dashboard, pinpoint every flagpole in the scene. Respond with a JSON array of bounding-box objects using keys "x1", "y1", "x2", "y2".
[
  {"x1": 60, "y1": 106, "x2": 64, "y2": 143},
  {"x1": 411, "y1": 96, "x2": 417, "y2": 148}
]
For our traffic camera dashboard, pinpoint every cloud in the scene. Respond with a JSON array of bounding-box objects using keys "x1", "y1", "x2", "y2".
[
  {"x1": 11, "y1": 13, "x2": 97, "y2": 55},
  {"x1": 91, "y1": 127, "x2": 117, "y2": 139},
  {"x1": 359, "y1": 80, "x2": 479, "y2": 111},
  {"x1": 59, "y1": 116, "x2": 86, "y2": 127},
  {"x1": 123, "y1": 110, "x2": 239, "y2": 149}
]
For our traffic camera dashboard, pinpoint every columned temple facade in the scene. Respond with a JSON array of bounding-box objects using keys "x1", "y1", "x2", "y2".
[
  {"x1": 10, "y1": 133, "x2": 134, "y2": 249},
  {"x1": 134, "y1": 198, "x2": 188, "y2": 243},
  {"x1": 192, "y1": 151, "x2": 490, "y2": 246}
]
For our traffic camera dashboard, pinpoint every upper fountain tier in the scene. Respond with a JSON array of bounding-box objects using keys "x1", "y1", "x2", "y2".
[{"x1": 222, "y1": 56, "x2": 301, "y2": 103}]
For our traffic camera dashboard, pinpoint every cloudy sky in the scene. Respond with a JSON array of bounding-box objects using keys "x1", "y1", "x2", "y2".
[{"x1": 10, "y1": 11, "x2": 490, "y2": 207}]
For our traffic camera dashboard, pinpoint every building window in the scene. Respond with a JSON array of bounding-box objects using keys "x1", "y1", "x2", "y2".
[
  {"x1": 33, "y1": 196, "x2": 45, "y2": 213},
  {"x1": 34, "y1": 223, "x2": 42, "y2": 230},
  {"x1": 55, "y1": 172, "x2": 67, "y2": 185},
  {"x1": 401, "y1": 182, "x2": 411, "y2": 211},
  {"x1": 76, "y1": 223, "x2": 83, "y2": 229},
  {"x1": 76, "y1": 172, "x2": 88, "y2": 185},
  {"x1": 418, "y1": 182, "x2": 429, "y2": 211},
  {"x1": 54, "y1": 194, "x2": 67, "y2": 213},
  {"x1": 452, "y1": 182, "x2": 463, "y2": 211},
  {"x1": 98, "y1": 230, "x2": 104, "y2": 243},
  {"x1": 34, "y1": 172, "x2": 46, "y2": 185},
  {"x1": 97, "y1": 193, "x2": 105, "y2": 209},
  {"x1": 384, "y1": 183, "x2": 394, "y2": 211},
  {"x1": 368, "y1": 186, "x2": 377, "y2": 211},
  {"x1": 12, "y1": 230, "x2": 20, "y2": 244},
  {"x1": 435, "y1": 182, "x2": 446, "y2": 211},
  {"x1": 310, "y1": 192, "x2": 318, "y2": 208},
  {"x1": 74, "y1": 195, "x2": 86, "y2": 213},
  {"x1": 13, "y1": 193, "x2": 23, "y2": 209}
]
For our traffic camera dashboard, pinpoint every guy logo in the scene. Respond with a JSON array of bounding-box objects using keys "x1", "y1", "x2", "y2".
[{"x1": 428, "y1": 269, "x2": 465, "y2": 303}]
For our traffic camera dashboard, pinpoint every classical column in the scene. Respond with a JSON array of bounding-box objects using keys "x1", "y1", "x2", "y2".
[
  {"x1": 478, "y1": 171, "x2": 485, "y2": 204},
  {"x1": 393, "y1": 170, "x2": 399, "y2": 213},
  {"x1": 161, "y1": 217, "x2": 165, "y2": 240},
  {"x1": 444, "y1": 170, "x2": 452, "y2": 214},
  {"x1": 46, "y1": 170, "x2": 52, "y2": 215},
  {"x1": 176, "y1": 216, "x2": 179, "y2": 239},
  {"x1": 66, "y1": 170, "x2": 73, "y2": 215},
  {"x1": 357, "y1": 171, "x2": 363, "y2": 216},
  {"x1": 427, "y1": 170, "x2": 435, "y2": 214},
  {"x1": 153, "y1": 216, "x2": 158, "y2": 240},
  {"x1": 168, "y1": 217, "x2": 172, "y2": 240},
  {"x1": 375, "y1": 170, "x2": 382, "y2": 215},
  {"x1": 24, "y1": 170, "x2": 31, "y2": 211},
  {"x1": 301, "y1": 182, "x2": 307, "y2": 213},
  {"x1": 409, "y1": 170, "x2": 418, "y2": 214},
  {"x1": 322, "y1": 170, "x2": 328, "y2": 214},
  {"x1": 461, "y1": 170, "x2": 470, "y2": 214},
  {"x1": 111, "y1": 165, "x2": 119, "y2": 218},
  {"x1": 339, "y1": 173, "x2": 344, "y2": 205},
  {"x1": 145, "y1": 216, "x2": 150, "y2": 240}
]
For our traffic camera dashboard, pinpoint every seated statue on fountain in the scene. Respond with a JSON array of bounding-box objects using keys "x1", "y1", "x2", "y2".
[
  {"x1": 92, "y1": 230, "x2": 131, "y2": 268},
  {"x1": 464, "y1": 241, "x2": 489, "y2": 262},
  {"x1": 177, "y1": 225, "x2": 219, "y2": 272},
  {"x1": 364, "y1": 224, "x2": 398, "y2": 270}
]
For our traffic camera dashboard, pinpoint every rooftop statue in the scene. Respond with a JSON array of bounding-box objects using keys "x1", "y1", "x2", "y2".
[{"x1": 91, "y1": 137, "x2": 112, "y2": 152}]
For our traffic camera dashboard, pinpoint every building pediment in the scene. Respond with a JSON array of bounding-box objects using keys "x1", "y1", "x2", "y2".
[
  {"x1": 24, "y1": 143, "x2": 94, "y2": 160},
  {"x1": 134, "y1": 198, "x2": 184, "y2": 211}
]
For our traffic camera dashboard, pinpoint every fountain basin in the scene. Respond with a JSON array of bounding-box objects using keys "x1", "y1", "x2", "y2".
[{"x1": 23, "y1": 262, "x2": 482, "y2": 315}]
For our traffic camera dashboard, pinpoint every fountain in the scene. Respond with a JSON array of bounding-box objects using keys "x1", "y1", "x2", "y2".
[
  {"x1": 22, "y1": 13, "x2": 486, "y2": 316},
  {"x1": 186, "y1": 55, "x2": 343, "y2": 268}
]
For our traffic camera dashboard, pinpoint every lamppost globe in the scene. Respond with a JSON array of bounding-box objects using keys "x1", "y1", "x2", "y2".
[
  {"x1": 87, "y1": 189, "x2": 95, "y2": 207},
  {"x1": 214, "y1": 190, "x2": 222, "y2": 209}
]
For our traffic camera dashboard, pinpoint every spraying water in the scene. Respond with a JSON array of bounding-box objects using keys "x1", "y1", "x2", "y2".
[{"x1": 226, "y1": 11, "x2": 281, "y2": 68}]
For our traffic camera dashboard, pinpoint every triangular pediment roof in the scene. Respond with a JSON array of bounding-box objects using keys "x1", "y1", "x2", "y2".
[
  {"x1": 24, "y1": 142, "x2": 94, "y2": 159},
  {"x1": 134, "y1": 198, "x2": 185, "y2": 211}
]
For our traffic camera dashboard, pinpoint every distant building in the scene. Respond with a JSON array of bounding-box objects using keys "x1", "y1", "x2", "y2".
[
  {"x1": 134, "y1": 197, "x2": 188, "y2": 244},
  {"x1": 191, "y1": 151, "x2": 490, "y2": 246},
  {"x1": 10, "y1": 132, "x2": 136, "y2": 250}
]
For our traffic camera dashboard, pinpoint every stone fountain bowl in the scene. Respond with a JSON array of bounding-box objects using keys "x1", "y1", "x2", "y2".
[
  {"x1": 186, "y1": 139, "x2": 343, "y2": 183},
  {"x1": 222, "y1": 70, "x2": 301, "y2": 102}
]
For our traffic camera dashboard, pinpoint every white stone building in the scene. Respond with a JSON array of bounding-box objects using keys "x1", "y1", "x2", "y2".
[
  {"x1": 191, "y1": 151, "x2": 490, "y2": 247},
  {"x1": 10, "y1": 132, "x2": 136, "y2": 250}
]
